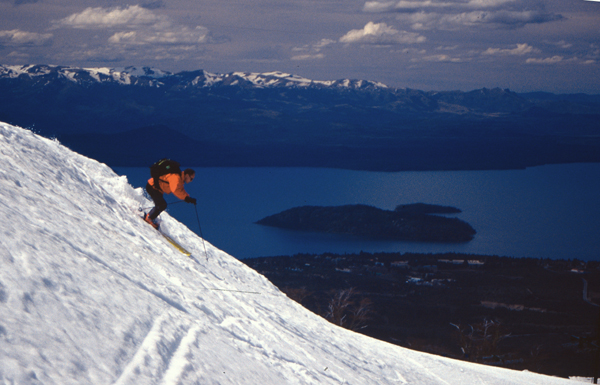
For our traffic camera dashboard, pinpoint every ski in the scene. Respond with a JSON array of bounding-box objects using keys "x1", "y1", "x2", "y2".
[
  {"x1": 141, "y1": 215, "x2": 192, "y2": 256},
  {"x1": 160, "y1": 232, "x2": 192, "y2": 256}
]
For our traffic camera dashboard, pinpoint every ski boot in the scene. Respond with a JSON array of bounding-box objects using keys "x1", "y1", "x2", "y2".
[{"x1": 144, "y1": 213, "x2": 159, "y2": 230}]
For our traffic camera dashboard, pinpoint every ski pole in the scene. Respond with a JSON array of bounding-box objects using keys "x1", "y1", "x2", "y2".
[{"x1": 194, "y1": 205, "x2": 209, "y2": 261}]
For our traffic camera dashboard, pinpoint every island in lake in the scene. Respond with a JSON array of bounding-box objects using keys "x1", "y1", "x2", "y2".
[{"x1": 256, "y1": 203, "x2": 476, "y2": 242}]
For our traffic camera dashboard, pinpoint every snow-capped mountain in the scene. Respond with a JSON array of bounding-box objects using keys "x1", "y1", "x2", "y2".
[
  {"x1": 0, "y1": 121, "x2": 579, "y2": 384},
  {"x1": 0, "y1": 64, "x2": 388, "y2": 90},
  {"x1": 0, "y1": 64, "x2": 169, "y2": 87},
  {"x1": 1, "y1": 64, "x2": 599, "y2": 172}
]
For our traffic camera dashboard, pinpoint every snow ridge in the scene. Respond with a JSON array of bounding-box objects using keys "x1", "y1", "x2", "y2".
[
  {"x1": 0, "y1": 64, "x2": 388, "y2": 90},
  {"x1": 0, "y1": 121, "x2": 576, "y2": 384}
]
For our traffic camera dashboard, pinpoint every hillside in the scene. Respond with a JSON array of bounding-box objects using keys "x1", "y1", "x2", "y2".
[
  {"x1": 2, "y1": 64, "x2": 600, "y2": 171},
  {"x1": 0, "y1": 121, "x2": 581, "y2": 384},
  {"x1": 244, "y1": 252, "x2": 599, "y2": 378}
]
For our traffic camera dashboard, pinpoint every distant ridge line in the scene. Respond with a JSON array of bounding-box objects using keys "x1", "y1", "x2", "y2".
[{"x1": 0, "y1": 64, "x2": 390, "y2": 91}]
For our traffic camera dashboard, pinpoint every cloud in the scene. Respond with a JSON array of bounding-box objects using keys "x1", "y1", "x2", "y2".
[
  {"x1": 365, "y1": 0, "x2": 563, "y2": 30},
  {"x1": 339, "y1": 22, "x2": 426, "y2": 44},
  {"x1": 6, "y1": 50, "x2": 30, "y2": 60},
  {"x1": 292, "y1": 38, "x2": 335, "y2": 60},
  {"x1": 314, "y1": 39, "x2": 336, "y2": 50},
  {"x1": 53, "y1": 5, "x2": 226, "y2": 47},
  {"x1": 526, "y1": 56, "x2": 563, "y2": 64},
  {"x1": 364, "y1": 1, "x2": 444, "y2": 13},
  {"x1": 408, "y1": 52, "x2": 469, "y2": 62},
  {"x1": 291, "y1": 53, "x2": 325, "y2": 60},
  {"x1": 108, "y1": 26, "x2": 215, "y2": 45},
  {"x1": 364, "y1": 0, "x2": 517, "y2": 13},
  {"x1": 294, "y1": 38, "x2": 335, "y2": 52},
  {"x1": 404, "y1": 10, "x2": 562, "y2": 30},
  {"x1": 418, "y1": 54, "x2": 464, "y2": 62},
  {"x1": 54, "y1": 5, "x2": 165, "y2": 29},
  {"x1": 545, "y1": 40, "x2": 572, "y2": 49},
  {"x1": 476, "y1": 10, "x2": 563, "y2": 27},
  {"x1": 483, "y1": 43, "x2": 539, "y2": 55},
  {"x1": 466, "y1": 0, "x2": 519, "y2": 7},
  {"x1": 0, "y1": 29, "x2": 52, "y2": 45}
]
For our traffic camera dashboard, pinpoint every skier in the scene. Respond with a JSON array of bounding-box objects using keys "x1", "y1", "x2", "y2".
[{"x1": 144, "y1": 166, "x2": 197, "y2": 229}]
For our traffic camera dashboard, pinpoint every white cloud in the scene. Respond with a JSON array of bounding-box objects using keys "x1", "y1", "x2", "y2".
[
  {"x1": 109, "y1": 26, "x2": 212, "y2": 45},
  {"x1": 407, "y1": 11, "x2": 441, "y2": 30},
  {"x1": 339, "y1": 22, "x2": 426, "y2": 44},
  {"x1": 315, "y1": 39, "x2": 336, "y2": 50},
  {"x1": 294, "y1": 39, "x2": 335, "y2": 52},
  {"x1": 363, "y1": 1, "x2": 397, "y2": 13},
  {"x1": 291, "y1": 53, "x2": 325, "y2": 60},
  {"x1": 414, "y1": 53, "x2": 466, "y2": 62},
  {"x1": 436, "y1": 45, "x2": 460, "y2": 50},
  {"x1": 364, "y1": 1, "x2": 448, "y2": 13},
  {"x1": 291, "y1": 38, "x2": 335, "y2": 60},
  {"x1": 526, "y1": 56, "x2": 563, "y2": 64},
  {"x1": 0, "y1": 29, "x2": 52, "y2": 45},
  {"x1": 483, "y1": 43, "x2": 539, "y2": 55},
  {"x1": 55, "y1": 5, "x2": 163, "y2": 29},
  {"x1": 53, "y1": 5, "x2": 225, "y2": 47}
]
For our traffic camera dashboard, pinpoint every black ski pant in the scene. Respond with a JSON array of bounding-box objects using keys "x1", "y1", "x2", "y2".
[{"x1": 146, "y1": 183, "x2": 167, "y2": 220}]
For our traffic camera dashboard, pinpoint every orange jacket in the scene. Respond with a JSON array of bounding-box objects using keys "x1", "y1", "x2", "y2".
[{"x1": 148, "y1": 172, "x2": 190, "y2": 200}]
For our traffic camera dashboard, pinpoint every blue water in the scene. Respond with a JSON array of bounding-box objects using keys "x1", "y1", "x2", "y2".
[{"x1": 115, "y1": 163, "x2": 600, "y2": 261}]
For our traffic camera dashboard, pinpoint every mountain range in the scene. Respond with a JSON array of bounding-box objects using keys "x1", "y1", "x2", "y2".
[{"x1": 1, "y1": 64, "x2": 599, "y2": 170}]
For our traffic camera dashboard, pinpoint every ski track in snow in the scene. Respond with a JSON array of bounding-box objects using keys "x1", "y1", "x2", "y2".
[{"x1": 0, "y1": 122, "x2": 582, "y2": 384}]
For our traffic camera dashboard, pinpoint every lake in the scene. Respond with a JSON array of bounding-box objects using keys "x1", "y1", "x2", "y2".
[{"x1": 115, "y1": 163, "x2": 600, "y2": 261}]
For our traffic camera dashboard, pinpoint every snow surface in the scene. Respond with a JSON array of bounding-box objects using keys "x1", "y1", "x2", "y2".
[{"x1": 0, "y1": 121, "x2": 580, "y2": 384}]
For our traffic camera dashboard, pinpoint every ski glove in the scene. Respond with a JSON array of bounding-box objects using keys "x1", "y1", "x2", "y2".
[{"x1": 185, "y1": 196, "x2": 197, "y2": 205}]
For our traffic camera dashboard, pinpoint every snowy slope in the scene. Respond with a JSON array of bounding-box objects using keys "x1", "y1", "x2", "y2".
[{"x1": 0, "y1": 122, "x2": 578, "y2": 384}]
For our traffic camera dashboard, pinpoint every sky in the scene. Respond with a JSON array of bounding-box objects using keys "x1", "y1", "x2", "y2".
[
  {"x1": 0, "y1": 0, "x2": 599, "y2": 93},
  {"x1": 0, "y1": 120, "x2": 582, "y2": 384}
]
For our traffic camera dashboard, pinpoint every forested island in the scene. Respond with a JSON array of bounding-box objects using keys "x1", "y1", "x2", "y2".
[
  {"x1": 255, "y1": 203, "x2": 476, "y2": 242},
  {"x1": 243, "y1": 252, "x2": 600, "y2": 378}
]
